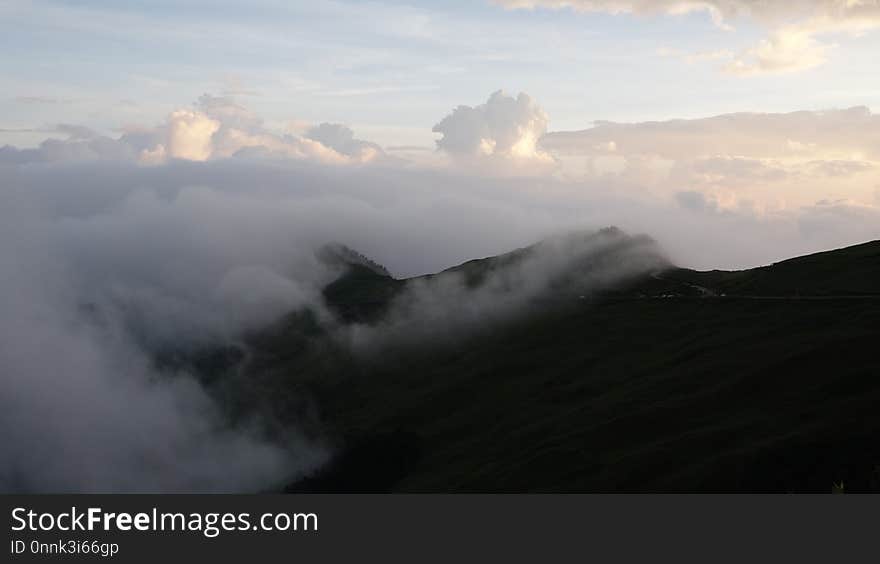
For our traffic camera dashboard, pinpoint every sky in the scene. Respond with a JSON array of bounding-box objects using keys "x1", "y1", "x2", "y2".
[
  {"x1": 3, "y1": 1, "x2": 880, "y2": 492},
  {"x1": 4, "y1": 0, "x2": 880, "y2": 237},
  {"x1": 4, "y1": 0, "x2": 880, "y2": 148}
]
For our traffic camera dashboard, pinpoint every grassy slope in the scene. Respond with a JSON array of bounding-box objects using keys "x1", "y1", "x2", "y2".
[
  {"x1": 277, "y1": 239, "x2": 880, "y2": 492},
  {"x1": 312, "y1": 298, "x2": 879, "y2": 492},
  {"x1": 671, "y1": 240, "x2": 880, "y2": 297}
]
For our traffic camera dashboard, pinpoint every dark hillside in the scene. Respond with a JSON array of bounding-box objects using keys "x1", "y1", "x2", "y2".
[
  {"x1": 299, "y1": 297, "x2": 880, "y2": 492},
  {"x1": 202, "y1": 235, "x2": 880, "y2": 492},
  {"x1": 667, "y1": 240, "x2": 880, "y2": 297}
]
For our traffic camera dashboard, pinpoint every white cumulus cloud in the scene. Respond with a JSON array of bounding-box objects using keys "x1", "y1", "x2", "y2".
[{"x1": 432, "y1": 90, "x2": 552, "y2": 165}]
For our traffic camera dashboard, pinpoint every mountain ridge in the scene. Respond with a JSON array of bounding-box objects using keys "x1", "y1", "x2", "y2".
[
  {"x1": 171, "y1": 232, "x2": 880, "y2": 493},
  {"x1": 290, "y1": 235, "x2": 880, "y2": 492},
  {"x1": 321, "y1": 233, "x2": 880, "y2": 325}
]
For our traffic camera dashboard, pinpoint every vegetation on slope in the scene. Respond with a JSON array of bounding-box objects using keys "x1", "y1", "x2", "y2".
[{"x1": 186, "y1": 234, "x2": 880, "y2": 492}]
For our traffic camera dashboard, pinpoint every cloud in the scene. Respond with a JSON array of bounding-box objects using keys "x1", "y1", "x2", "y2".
[
  {"x1": 662, "y1": 156, "x2": 790, "y2": 210},
  {"x1": 733, "y1": 2, "x2": 880, "y2": 75},
  {"x1": 798, "y1": 198, "x2": 880, "y2": 240},
  {"x1": 14, "y1": 96, "x2": 72, "y2": 104},
  {"x1": 305, "y1": 123, "x2": 383, "y2": 161},
  {"x1": 495, "y1": 1, "x2": 880, "y2": 75},
  {"x1": 4, "y1": 91, "x2": 879, "y2": 216},
  {"x1": 163, "y1": 109, "x2": 221, "y2": 161},
  {"x1": 197, "y1": 93, "x2": 263, "y2": 131},
  {"x1": 542, "y1": 105, "x2": 880, "y2": 217},
  {"x1": 725, "y1": 26, "x2": 831, "y2": 75},
  {"x1": 345, "y1": 228, "x2": 668, "y2": 351},
  {"x1": 689, "y1": 155, "x2": 788, "y2": 184},
  {"x1": 492, "y1": 1, "x2": 829, "y2": 26},
  {"x1": 0, "y1": 95, "x2": 386, "y2": 167},
  {"x1": 808, "y1": 159, "x2": 874, "y2": 177},
  {"x1": 0, "y1": 136, "x2": 138, "y2": 164},
  {"x1": 676, "y1": 189, "x2": 717, "y2": 212},
  {"x1": 543, "y1": 106, "x2": 880, "y2": 161},
  {"x1": 0, "y1": 189, "x2": 327, "y2": 492},
  {"x1": 432, "y1": 90, "x2": 552, "y2": 165},
  {"x1": 55, "y1": 123, "x2": 99, "y2": 140}
]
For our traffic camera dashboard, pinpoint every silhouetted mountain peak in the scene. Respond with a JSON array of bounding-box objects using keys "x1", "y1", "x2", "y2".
[{"x1": 318, "y1": 243, "x2": 392, "y2": 278}]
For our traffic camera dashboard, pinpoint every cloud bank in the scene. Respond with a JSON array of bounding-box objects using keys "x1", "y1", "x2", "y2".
[
  {"x1": 3, "y1": 91, "x2": 878, "y2": 267},
  {"x1": 0, "y1": 94, "x2": 384, "y2": 167},
  {"x1": 0, "y1": 191, "x2": 327, "y2": 492},
  {"x1": 543, "y1": 106, "x2": 880, "y2": 215}
]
